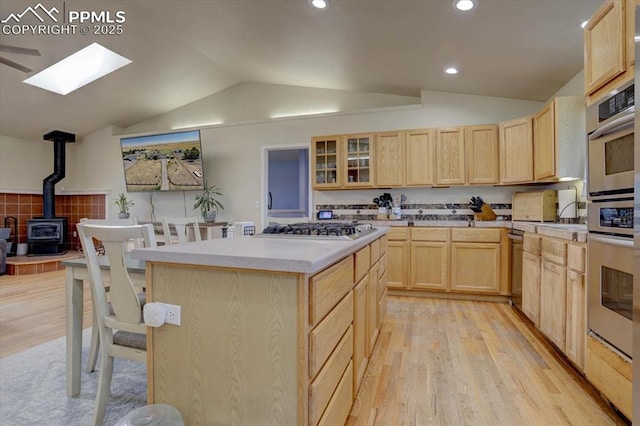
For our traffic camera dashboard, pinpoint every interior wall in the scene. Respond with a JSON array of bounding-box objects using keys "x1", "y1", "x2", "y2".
[{"x1": 0, "y1": 135, "x2": 54, "y2": 191}]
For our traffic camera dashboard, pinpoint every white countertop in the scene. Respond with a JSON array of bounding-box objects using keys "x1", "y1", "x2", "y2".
[{"x1": 132, "y1": 226, "x2": 389, "y2": 274}]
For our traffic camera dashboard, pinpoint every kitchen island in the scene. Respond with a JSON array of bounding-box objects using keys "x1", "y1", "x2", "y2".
[{"x1": 132, "y1": 227, "x2": 389, "y2": 425}]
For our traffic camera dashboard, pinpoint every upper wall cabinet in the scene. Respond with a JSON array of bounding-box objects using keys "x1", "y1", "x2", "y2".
[
  {"x1": 404, "y1": 129, "x2": 435, "y2": 186},
  {"x1": 584, "y1": 0, "x2": 637, "y2": 105},
  {"x1": 375, "y1": 131, "x2": 404, "y2": 187},
  {"x1": 499, "y1": 116, "x2": 534, "y2": 184},
  {"x1": 312, "y1": 135, "x2": 342, "y2": 189},
  {"x1": 533, "y1": 96, "x2": 585, "y2": 181},
  {"x1": 435, "y1": 127, "x2": 465, "y2": 185},
  {"x1": 343, "y1": 133, "x2": 375, "y2": 188},
  {"x1": 465, "y1": 125, "x2": 499, "y2": 185}
]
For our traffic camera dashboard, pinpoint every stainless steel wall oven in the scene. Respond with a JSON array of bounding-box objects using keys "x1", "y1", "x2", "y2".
[{"x1": 587, "y1": 82, "x2": 635, "y2": 359}]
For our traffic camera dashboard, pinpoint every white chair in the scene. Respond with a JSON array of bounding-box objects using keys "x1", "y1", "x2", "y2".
[
  {"x1": 161, "y1": 216, "x2": 201, "y2": 245},
  {"x1": 76, "y1": 223, "x2": 154, "y2": 426},
  {"x1": 79, "y1": 218, "x2": 155, "y2": 373}
]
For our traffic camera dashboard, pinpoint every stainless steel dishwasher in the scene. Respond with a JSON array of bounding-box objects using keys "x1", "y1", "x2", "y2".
[{"x1": 507, "y1": 228, "x2": 524, "y2": 310}]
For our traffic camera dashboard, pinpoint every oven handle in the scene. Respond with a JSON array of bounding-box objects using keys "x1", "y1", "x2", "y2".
[
  {"x1": 588, "y1": 108, "x2": 634, "y2": 141},
  {"x1": 588, "y1": 233, "x2": 634, "y2": 248}
]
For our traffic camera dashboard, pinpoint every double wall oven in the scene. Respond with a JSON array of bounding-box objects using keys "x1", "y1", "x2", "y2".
[{"x1": 587, "y1": 80, "x2": 635, "y2": 358}]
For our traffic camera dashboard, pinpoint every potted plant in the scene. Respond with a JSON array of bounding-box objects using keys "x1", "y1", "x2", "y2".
[
  {"x1": 114, "y1": 193, "x2": 134, "y2": 219},
  {"x1": 193, "y1": 181, "x2": 224, "y2": 222}
]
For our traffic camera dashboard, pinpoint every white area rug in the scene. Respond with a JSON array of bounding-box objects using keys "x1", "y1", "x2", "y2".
[{"x1": 0, "y1": 329, "x2": 146, "y2": 425}]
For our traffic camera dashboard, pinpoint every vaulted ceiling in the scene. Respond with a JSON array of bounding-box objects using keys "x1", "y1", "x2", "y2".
[{"x1": 0, "y1": 0, "x2": 601, "y2": 141}]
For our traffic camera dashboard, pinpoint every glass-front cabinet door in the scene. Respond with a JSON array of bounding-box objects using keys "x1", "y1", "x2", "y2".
[
  {"x1": 343, "y1": 133, "x2": 374, "y2": 187},
  {"x1": 312, "y1": 136, "x2": 341, "y2": 189}
]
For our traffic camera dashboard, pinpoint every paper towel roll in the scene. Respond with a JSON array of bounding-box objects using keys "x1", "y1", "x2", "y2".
[{"x1": 558, "y1": 189, "x2": 577, "y2": 219}]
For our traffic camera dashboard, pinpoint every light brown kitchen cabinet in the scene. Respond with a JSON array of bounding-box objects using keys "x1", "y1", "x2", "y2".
[
  {"x1": 566, "y1": 268, "x2": 586, "y2": 370},
  {"x1": 465, "y1": 125, "x2": 499, "y2": 184},
  {"x1": 584, "y1": 0, "x2": 626, "y2": 97},
  {"x1": 352, "y1": 276, "x2": 367, "y2": 392},
  {"x1": 343, "y1": 133, "x2": 374, "y2": 187},
  {"x1": 499, "y1": 116, "x2": 534, "y2": 184},
  {"x1": 404, "y1": 128, "x2": 435, "y2": 186},
  {"x1": 386, "y1": 227, "x2": 410, "y2": 288},
  {"x1": 366, "y1": 268, "x2": 379, "y2": 356},
  {"x1": 312, "y1": 135, "x2": 342, "y2": 189},
  {"x1": 533, "y1": 96, "x2": 585, "y2": 181},
  {"x1": 375, "y1": 131, "x2": 404, "y2": 187},
  {"x1": 522, "y1": 250, "x2": 541, "y2": 327},
  {"x1": 450, "y1": 228, "x2": 502, "y2": 294},
  {"x1": 565, "y1": 241, "x2": 586, "y2": 370},
  {"x1": 539, "y1": 259, "x2": 567, "y2": 351},
  {"x1": 435, "y1": 127, "x2": 465, "y2": 185},
  {"x1": 410, "y1": 228, "x2": 450, "y2": 291}
]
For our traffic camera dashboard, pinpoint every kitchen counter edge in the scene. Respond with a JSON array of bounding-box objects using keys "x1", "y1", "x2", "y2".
[{"x1": 132, "y1": 226, "x2": 390, "y2": 275}]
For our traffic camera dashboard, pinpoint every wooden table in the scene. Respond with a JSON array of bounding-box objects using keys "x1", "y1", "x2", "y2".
[{"x1": 62, "y1": 256, "x2": 145, "y2": 397}]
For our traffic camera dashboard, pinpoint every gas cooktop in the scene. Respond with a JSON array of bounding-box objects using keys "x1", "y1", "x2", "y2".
[{"x1": 257, "y1": 222, "x2": 375, "y2": 240}]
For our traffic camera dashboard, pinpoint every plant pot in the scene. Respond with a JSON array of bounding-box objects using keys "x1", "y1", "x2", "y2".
[
  {"x1": 118, "y1": 212, "x2": 130, "y2": 219},
  {"x1": 204, "y1": 211, "x2": 217, "y2": 223}
]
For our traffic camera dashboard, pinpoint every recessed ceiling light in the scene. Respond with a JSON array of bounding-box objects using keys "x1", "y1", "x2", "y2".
[
  {"x1": 453, "y1": 0, "x2": 476, "y2": 11},
  {"x1": 444, "y1": 67, "x2": 459, "y2": 75},
  {"x1": 580, "y1": 20, "x2": 588, "y2": 29},
  {"x1": 23, "y1": 42, "x2": 131, "y2": 95},
  {"x1": 310, "y1": 0, "x2": 329, "y2": 9}
]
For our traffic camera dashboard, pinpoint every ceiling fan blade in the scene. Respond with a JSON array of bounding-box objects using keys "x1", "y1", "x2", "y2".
[
  {"x1": 0, "y1": 56, "x2": 33, "y2": 73},
  {"x1": 0, "y1": 44, "x2": 41, "y2": 56}
]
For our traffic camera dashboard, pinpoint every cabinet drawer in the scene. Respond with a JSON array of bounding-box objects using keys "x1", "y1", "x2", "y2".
[
  {"x1": 451, "y1": 228, "x2": 501, "y2": 243},
  {"x1": 523, "y1": 233, "x2": 541, "y2": 256},
  {"x1": 310, "y1": 291, "x2": 354, "y2": 378},
  {"x1": 310, "y1": 257, "x2": 354, "y2": 326},
  {"x1": 541, "y1": 237, "x2": 567, "y2": 266},
  {"x1": 309, "y1": 325, "x2": 353, "y2": 426},
  {"x1": 370, "y1": 239, "x2": 381, "y2": 264},
  {"x1": 317, "y1": 360, "x2": 354, "y2": 426},
  {"x1": 387, "y1": 227, "x2": 408, "y2": 240},
  {"x1": 378, "y1": 253, "x2": 387, "y2": 278},
  {"x1": 567, "y1": 242, "x2": 586, "y2": 273},
  {"x1": 411, "y1": 227, "x2": 449, "y2": 241},
  {"x1": 354, "y1": 246, "x2": 371, "y2": 283}
]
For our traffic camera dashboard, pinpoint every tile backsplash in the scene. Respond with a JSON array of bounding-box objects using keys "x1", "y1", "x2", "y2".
[{"x1": 0, "y1": 192, "x2": 106, "y2": 250}]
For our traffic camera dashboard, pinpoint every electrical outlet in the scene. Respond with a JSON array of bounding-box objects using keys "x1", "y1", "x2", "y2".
[
  {"x1": 255, "y1": 200, "x2": 260, "y2": 209},
  {"x1": 72, "y1": 231, "x2": 77, "y2": 237},
  {"x1": 157, "y1": 302, "x2": 181, "y2": 326}
]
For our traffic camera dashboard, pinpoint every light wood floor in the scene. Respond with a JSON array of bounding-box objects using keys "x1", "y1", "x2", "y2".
[
  {"x1": 0, "y1": 271, "x2": 629, "y2": 425},
  {"x1": 348, "y1": 296, "x2": 628, "y2": 425},
  {"x1": 0, "y1": 270, "x2": 93, "y2": 358}
]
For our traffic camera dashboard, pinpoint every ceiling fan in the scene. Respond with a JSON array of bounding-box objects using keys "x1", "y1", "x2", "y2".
[{"x1": 0, "y1": 44, "x2": 41, "y2": 73}]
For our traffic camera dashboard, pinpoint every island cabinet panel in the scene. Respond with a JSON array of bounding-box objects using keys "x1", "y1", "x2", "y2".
[
  {"x1": 309, "y1": 257, "x2": 354, "y2": 326},
  {"x1": 318, "y1": 361, "x2": 354, "y2": 426},
  {"x1": 370, "y1": 238, "x2": 381, "y2": 264},
  {"x1": 309, "y1": 291, "x2": 354, "y2": 379},
  {"x1": 366, "y1": 269, "x2": 379, "y2": 356},
  {"x1": 354, "y1": 245, "x2": 371, "y2": 283},
  {"x1": 353, "y1": 277, "x2": 368, "y2": 392},
  {"x1": 147, "y1": 264, "x2": 301, "y2": 426},
  {"x1": 309, "y1": 325, "x2": 353, "y2": 426}
]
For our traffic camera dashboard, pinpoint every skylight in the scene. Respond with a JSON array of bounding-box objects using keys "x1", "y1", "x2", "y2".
[{"x1": 23, "y1": 43, "x2": 132, "y2": 95}]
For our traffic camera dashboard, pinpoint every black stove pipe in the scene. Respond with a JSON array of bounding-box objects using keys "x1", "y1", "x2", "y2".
[{"x1": 42, "y1": 130, "x2": 75, "y2": 219}]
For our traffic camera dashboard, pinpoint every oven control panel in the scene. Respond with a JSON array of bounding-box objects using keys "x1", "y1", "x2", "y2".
[
  {"x1": 599, "y1": 83, "x2": 634, "y2": 123},
  {"x1": 599, "y1": 206, "x2": 633, "y2": 229}
]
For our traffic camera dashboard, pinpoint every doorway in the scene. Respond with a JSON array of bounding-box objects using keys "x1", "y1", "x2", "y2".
[{"x1": 264, "y1": 146, "x2": 310, "y2": 227}]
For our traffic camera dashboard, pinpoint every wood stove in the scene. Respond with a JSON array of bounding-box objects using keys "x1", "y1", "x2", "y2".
[{"x1": 26, "y1": 130, "x2": 75, "y2": 256}]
